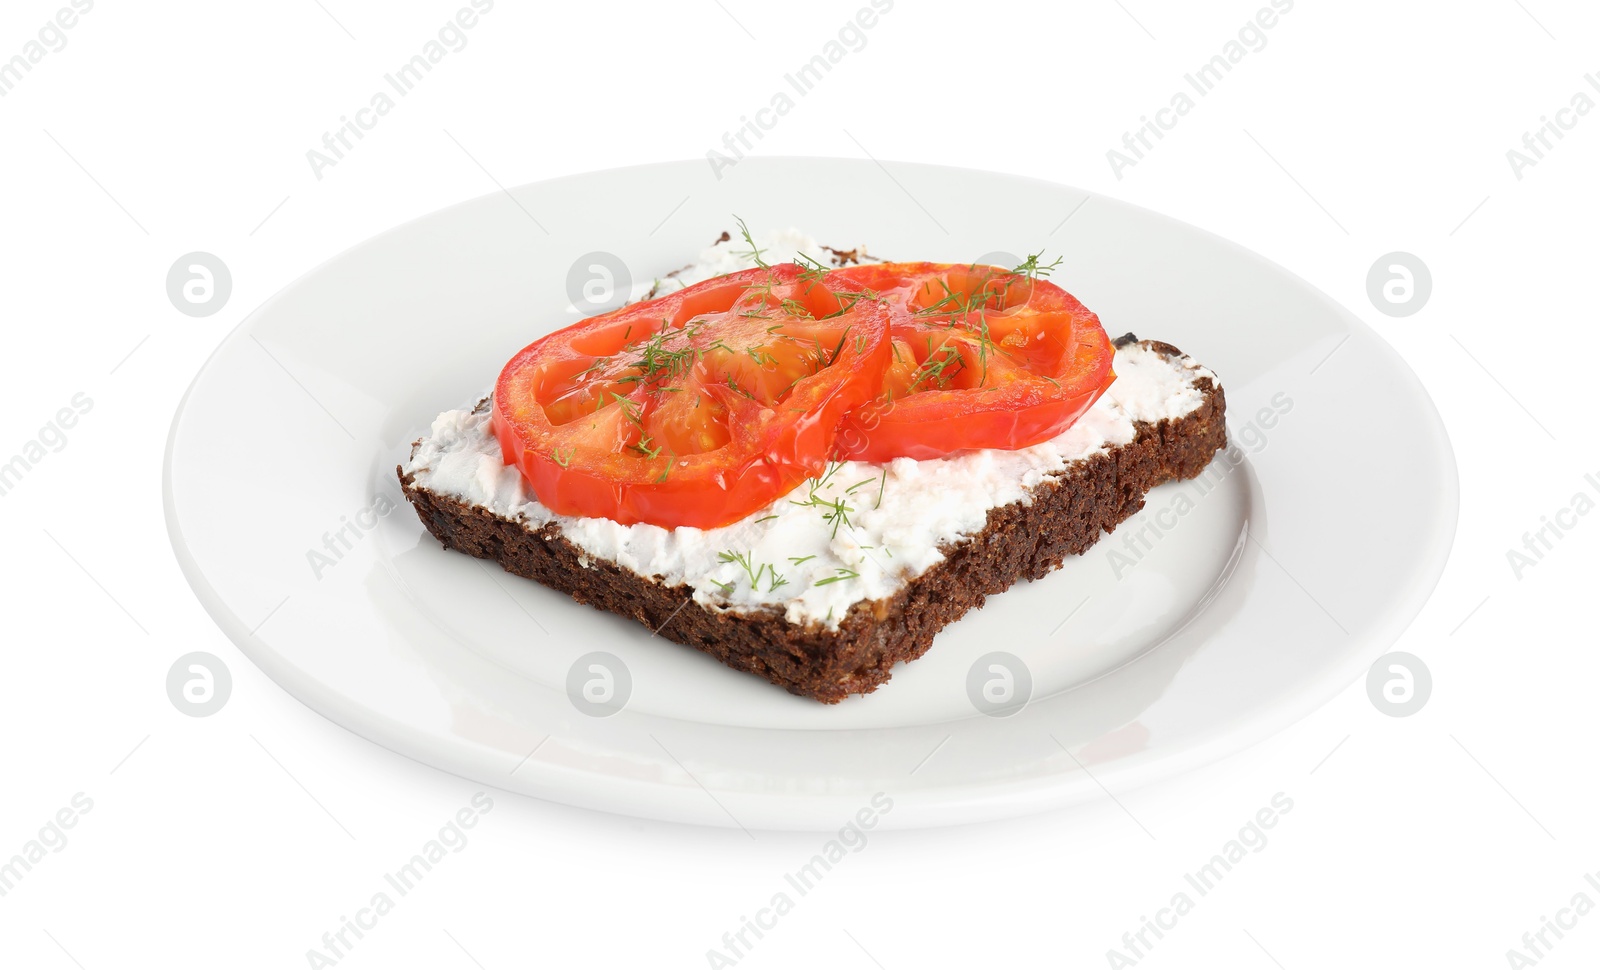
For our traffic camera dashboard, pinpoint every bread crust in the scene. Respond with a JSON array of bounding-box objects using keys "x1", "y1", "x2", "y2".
[{"x1": 398, "y1": 340, "x2": 1226, "y2": 703}]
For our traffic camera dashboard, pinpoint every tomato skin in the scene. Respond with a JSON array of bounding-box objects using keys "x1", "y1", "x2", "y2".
[
  {"x1": 823, "y1": 262, "x2": 1116, "y2": 462},
  {"x1": 492, "y1": 266, "x2": 891, "y2": 530}
]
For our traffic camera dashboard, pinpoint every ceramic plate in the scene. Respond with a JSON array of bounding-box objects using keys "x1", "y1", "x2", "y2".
[{"x1": 163, "y1": 158, "x2": 1457, "y2": 830}]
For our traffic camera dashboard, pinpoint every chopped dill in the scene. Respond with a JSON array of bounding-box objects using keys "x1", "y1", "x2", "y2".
[
  {"x1": 814, "y1": 568, "x2": 860, "y2": 587},
  {"x1": 732, "y1": 215, "x2": 769, "y2": 269},
  {"x1": 794, "y1": 251, "x2": 831, "y2": 284},
  {"x1": 1012, "y1": 251, "x2": 1064, "y2": 279}
]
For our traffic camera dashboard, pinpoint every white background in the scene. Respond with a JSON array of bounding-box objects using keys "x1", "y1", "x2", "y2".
[{"x1": 3, "y1": 0, "x2": 1597, "y2": 967}]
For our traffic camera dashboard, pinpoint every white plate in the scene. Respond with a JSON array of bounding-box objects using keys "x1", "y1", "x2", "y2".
[{"x1": 163, "y1": 158, "x2": 1457, "y2": 830}]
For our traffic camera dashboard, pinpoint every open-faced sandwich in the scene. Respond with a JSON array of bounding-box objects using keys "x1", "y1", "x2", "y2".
[{"x1": 399, "y1": 227, "x2": 1226, "y2": 702}]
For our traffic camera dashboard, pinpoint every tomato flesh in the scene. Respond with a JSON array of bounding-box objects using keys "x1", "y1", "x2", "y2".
[
  {"x1": 491, "y1": 258, "x2": 1115, "y2": 529},
  {"x1": 823, "y1": 262, "x2": 1116, "y2": 461},
  {"x1": 492, "y1": 265, "x2": 891, "y2": 529}
]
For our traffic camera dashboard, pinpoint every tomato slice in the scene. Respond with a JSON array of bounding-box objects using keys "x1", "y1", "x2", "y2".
[
  {"x1": 819, "y1": 261, "x2": 1116, "y2": 462},
  {"x1": 492, "y1": 265, "x2": 891, "y2": 529}
]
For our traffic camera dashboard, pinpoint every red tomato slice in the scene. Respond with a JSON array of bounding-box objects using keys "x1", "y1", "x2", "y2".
[
  {"x1": 492, "y1": 265, "x2": 891, "y2": 529},
  {"x1": 818, "y1": 261, "x2": 1116, "y2": 462}
]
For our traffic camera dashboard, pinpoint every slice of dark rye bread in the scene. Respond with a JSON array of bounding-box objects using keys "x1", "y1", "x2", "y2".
[{"x1": 397, "y1": 334, "x2": 1227, "y2": 704}]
